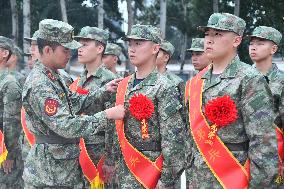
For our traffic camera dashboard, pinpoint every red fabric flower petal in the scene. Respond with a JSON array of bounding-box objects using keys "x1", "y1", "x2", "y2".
[
  {"x1": 129, "y1": 93, "x2": 154, "y2": 121},
  {"x1": 204, "y1": 95, "x2": 238, "y2": 127}
]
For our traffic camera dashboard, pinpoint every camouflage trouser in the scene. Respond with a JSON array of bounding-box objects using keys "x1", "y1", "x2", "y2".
[
  {"x1": 24, "y1": 182, "x2": 83, "y2": 189},
  {"x1": 0, "y1": 155, "x2": 24, "y2": 189}
]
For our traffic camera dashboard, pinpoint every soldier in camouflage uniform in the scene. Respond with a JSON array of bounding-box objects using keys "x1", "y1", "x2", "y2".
[
  {"x1": 7, "y1": 45, "x2": 26, "y2": 87},
  {"x1": 22, "y1": 19, "x2": 125, "y2": 189},
  {"x1": 249, "y1": 27, "x2": 284, "y2": 185},
  {"x1": 24, "y1": 30, "x2": 40, "y2": 70},
  {"x1": 0, "y1": 38, "x2": 23, "y2": 189},
  {"x1": 187, "y1": 38, "x2": 211, "y2": 72},
  {"x1": 156, "y1": 40, "x2": 184, "y2": 91},
  {"x1": 103, "y1": 42, "x2": 123, "y2": 77},
  {"x1": 112, "y1": 24, "x2": 186, "y2": 188},
  {"x1": 74, "y1": 26, "x2": 118, "y2": 188},
  {"x1": 185, "y1": 13, "x2": 279, "y2": 188}
]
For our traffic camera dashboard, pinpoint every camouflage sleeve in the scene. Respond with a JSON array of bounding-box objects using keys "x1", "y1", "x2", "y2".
[
  {"x1": 279, "y1": 86, "x2": 284, "y2": 127},
  {"x1": 3, "y1": 80, "x2": 22, "y2": 160},
  {"x1": 24, "y1": 82, "x2": 108, "y2": 139},
  {"x1": 157, "y1": 85, "x2": 187, "y2": 187},
  {"x1": 241, "y1": 75, "x2": 278, "y2": 187},
  {"x1": 103, "y1": 96, "x2": 116, "y2": 166},
  {"x1": 71, "y1": 85, "x2": 113, "y2": 114}
]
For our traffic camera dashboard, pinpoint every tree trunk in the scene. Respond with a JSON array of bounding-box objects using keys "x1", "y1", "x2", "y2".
[
  {"x1": 179, "y1": 34, "x2": 187, "y2": 73},
  {"x1": 234, "y1": 0, "x2": 240, "y2": 16},
  {"x1": 98, "y1": 0, "x2": 104, "y2": 29},
  {"x1": 10, "y1": 0, "x2": 19, "y2": 43},
  {"x1": 213, "y1": 0, "x2": 219, "y2": 13},
  {"x1": 126, "y1": 0, "x2": 134, "y2": 35},
  {"x1": 60, "y1": 0, "x2": 68, "y2": 22},
  {"x1": 160, "y1": 0, "x2": 167, "y2": 38},
  {"x1": 23, "y1": 0, "x2": 31, "y2": 63}
]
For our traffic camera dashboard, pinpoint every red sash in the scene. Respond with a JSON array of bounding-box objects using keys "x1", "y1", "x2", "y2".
[
  {"x1": 276, "y1": 127, "x2": 284, "y2": 184},
  {"x1": 21, "y1": 107, "x2": 36, "y2": 146},
  {"x1": 0, "y1": 130, "x2": 7, "y2": 165},
  {"x1": 185, "y1": 67, "x2": 250, "y2": 189},
  {"x1": 70, "y1": 79, "x2": 106, "y2": 188},
  {"x1": 115, "y1": 76, "x2": 163, "y2": 189},
  {"x1": 69, "y1": 77, "x2": 89, "y2": 95},
  {"x1": 79, "y1": 138, "x2": 105, "y2": 189}
]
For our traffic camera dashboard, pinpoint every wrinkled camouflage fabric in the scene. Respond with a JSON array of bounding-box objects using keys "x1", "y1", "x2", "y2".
[
  {"x1": 22, "y1": 62, "x2": 109, "y2": 187},
  {"x1": 186, "y1": 56, "x2": 279, "y2": 188},
  {"x1": 250, "y1": 26, "x2": 282, "y2": 45},
  {"x1": 125, "y1": 24, "x2": 162, "y2": 44},
  {"x1": 74, "y1": 26, "x2": 109, "y2": 45},
  {"x1": 38, "y1": 19, "x2": 81, "y2": 50},
  {"x1": 104, "y1": 43, "x2": 122, "y2": 57},
  {"x1": 0, "y1": 70, "x2": 23, "y2": 189},
  {"x1": 160, "y1": 40, "x2": 175, "y2": 57},
  {"x1": 113, "y1": 70, "x2": 187, "y2": 188},
  {"x1": 187, "y1": 38, "x2": 205, "y2": 52},
  {"x1": 198, "y1": 13, "x2": 246, "y2": 36}
]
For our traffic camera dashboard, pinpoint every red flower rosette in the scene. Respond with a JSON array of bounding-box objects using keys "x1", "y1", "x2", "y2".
[
  {"x1": 204, "y1": 95, "x2": 238, "y2": 144},
  {"x1": 129, "y1": 93, "x2": 154, "y2": 139}
]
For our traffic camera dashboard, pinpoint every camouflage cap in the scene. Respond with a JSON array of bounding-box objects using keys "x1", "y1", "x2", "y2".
[
  {"x1": 160, "y1": 40, "x2": 175, "y2": 57},
  {"x1": 249, "y1": 26, "x2": 282, "y2": 45},
  {"x1": 198, "y1": 13, "x2": 246, "y2": 36},
  {"x1": 124, "y1": 24, "x2": 162, "y2": 44},
  {"x1": 187, "y1": 38, "x2": 204, "y2": 52},
  {"x1": 38, "y1": 19, "x2": 81, "y2": 49},
  {"x1": 12, "y1": 46, "x2": 23, "y2": 59},
  {"x1": 104, "y1": 43, "x2": 122, "y2": 57},
  {"x1": 74, "y1": 26, "x2": 109, "y2": 45},
  {"x1": 24, "y1": 30, "x2": 40, "y2": 42},
  {"x1": 0, "y1": 36, "x2": 13, "y2": 52}
]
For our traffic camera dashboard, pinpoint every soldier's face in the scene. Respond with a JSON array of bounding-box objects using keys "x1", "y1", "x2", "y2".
[
  {"x1": 78, "y1": 39, "x2": 103, "y2": 64},
  {"x1": 156, "y1": 50, "x2": 169, "y2": 67},
  {"x1": 102, "y1": 54, "x2": 117, "y2": 69},
  {"x1": 191, "y1": 51, "x2": 210, "y2": 71},
  {"x1": 0, "y1": 48, "x2": 9, "y2": 63},
  {"x1": 204, "y1": 29, "x2": 241, "y2": 61},
  {"x1": 249, "y1": 38, "x2": 277, "y2": 63},
  {"x1": 128, "y1": 39, "x2": 159, "y2": 66},
  {"x1": 49, "y1": 46, "x2": 71, "y2": 69},
  {"x1": 30, "y1": 41, "x2": 40, "y2": 61}
]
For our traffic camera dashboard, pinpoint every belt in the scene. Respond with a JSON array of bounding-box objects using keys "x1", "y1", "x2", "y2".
[
  {"x1": 35, "y1": 135, "x2": 80, "y2": 144},
  {"x1": 130, "y1": 140, "x2": 161, "y2": 152},
  {"x1": 225, "y1": 142, "x2": 249, "y2": 152}
]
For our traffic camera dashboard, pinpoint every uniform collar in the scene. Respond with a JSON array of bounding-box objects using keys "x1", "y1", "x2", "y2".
[
  {"x1": 84, "y1": 64, "x2": 104, "y2": 79},
  {"x1": 128, "y1": 69, "x2": 159, "y2": 92},
  {"x1": 202, "y1": 55, "x2": 240, "y2": 80}
]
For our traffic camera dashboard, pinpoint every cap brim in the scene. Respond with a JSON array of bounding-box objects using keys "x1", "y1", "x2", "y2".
[
  {"x1": 24, "y1": 37, "x2": 37, "y2": 41},
  {"x1": 246, "y1": 35, "x2": 279, "y2": 45},
  {"x1": 61, "y1": 40, "x2": 82, "y2": 49},
  {"x1": 186, "y1": 48, "x2": 204, "y2": 52},
  {"x1": 73, "y1": 36, "x2": 106, "y2": 45},
  {"x1": 198, "y1": 26, "x2": 233, "y2": 33},
  {"x1": 123, "y1": 35, "x2": 151, "y2": 41}
]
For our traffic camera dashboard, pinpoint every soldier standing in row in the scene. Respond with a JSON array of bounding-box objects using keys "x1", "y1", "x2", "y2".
[
  {"x1": 22, "y1": 19, "x2": 125, "y2": 189},
  {"x1": 249, "y1": 26, "x2": 284, "y2": 184},
  {"x1": 103, "y1": 42, "x2": 123, "y2": 77},
  {"x1": 185, "y1": 13, "x2": 279, "y2": 188},
  {"x1": 114, "y1": 24, "x2": 186, "y2": 188},
  {"x1": 187, "y1": 38, "x2": 211, "y2": 72},
  {"x1": 71, "y1": 26, "x2": 118, "y2": 188},
  {"x1": 0, "y1": 38, "x2": 23, "y2": 189}
]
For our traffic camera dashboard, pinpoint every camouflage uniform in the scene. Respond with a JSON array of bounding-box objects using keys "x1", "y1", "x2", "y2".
[
  {"x1": 22, "y1": 19, "x2": 112, "y2": 189},
  {"x1": 0, "y1": 39, "x2": 23, "y2": 189},
  {"x1": 112, "y1": 25, "x2": 186, "y2": 188},
  {"x1": 186, "y1": 13, "x2": 279, "y2": 188},
  {"x1": 74, "y1": 26, "x2": 117, "y2": 188}
]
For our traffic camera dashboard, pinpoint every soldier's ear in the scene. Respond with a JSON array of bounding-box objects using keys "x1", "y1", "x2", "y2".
[
  {"x1": 97, "y1": 45, "x2": 104, "y2": 54},
  {"x1": 152, "y1": 44, "x2": 160, "y2": 55},
  {"x1": 2, "y1": 49, "x2": 10, "y2": 59},
  {"x1": 232, "y1": 35, "x2": 242, "y2": 48},
  {"x1": 271, "y1": 44, "x2": 278, "y2": 55}
]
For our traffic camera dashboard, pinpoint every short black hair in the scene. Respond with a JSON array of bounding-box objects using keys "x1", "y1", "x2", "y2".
[
  {"x1": 94, "y1": 40, "x2": 106, "y2": 55},
  {"x1": 37, "y1": 38, "x2": 61, "y2": 55}
]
